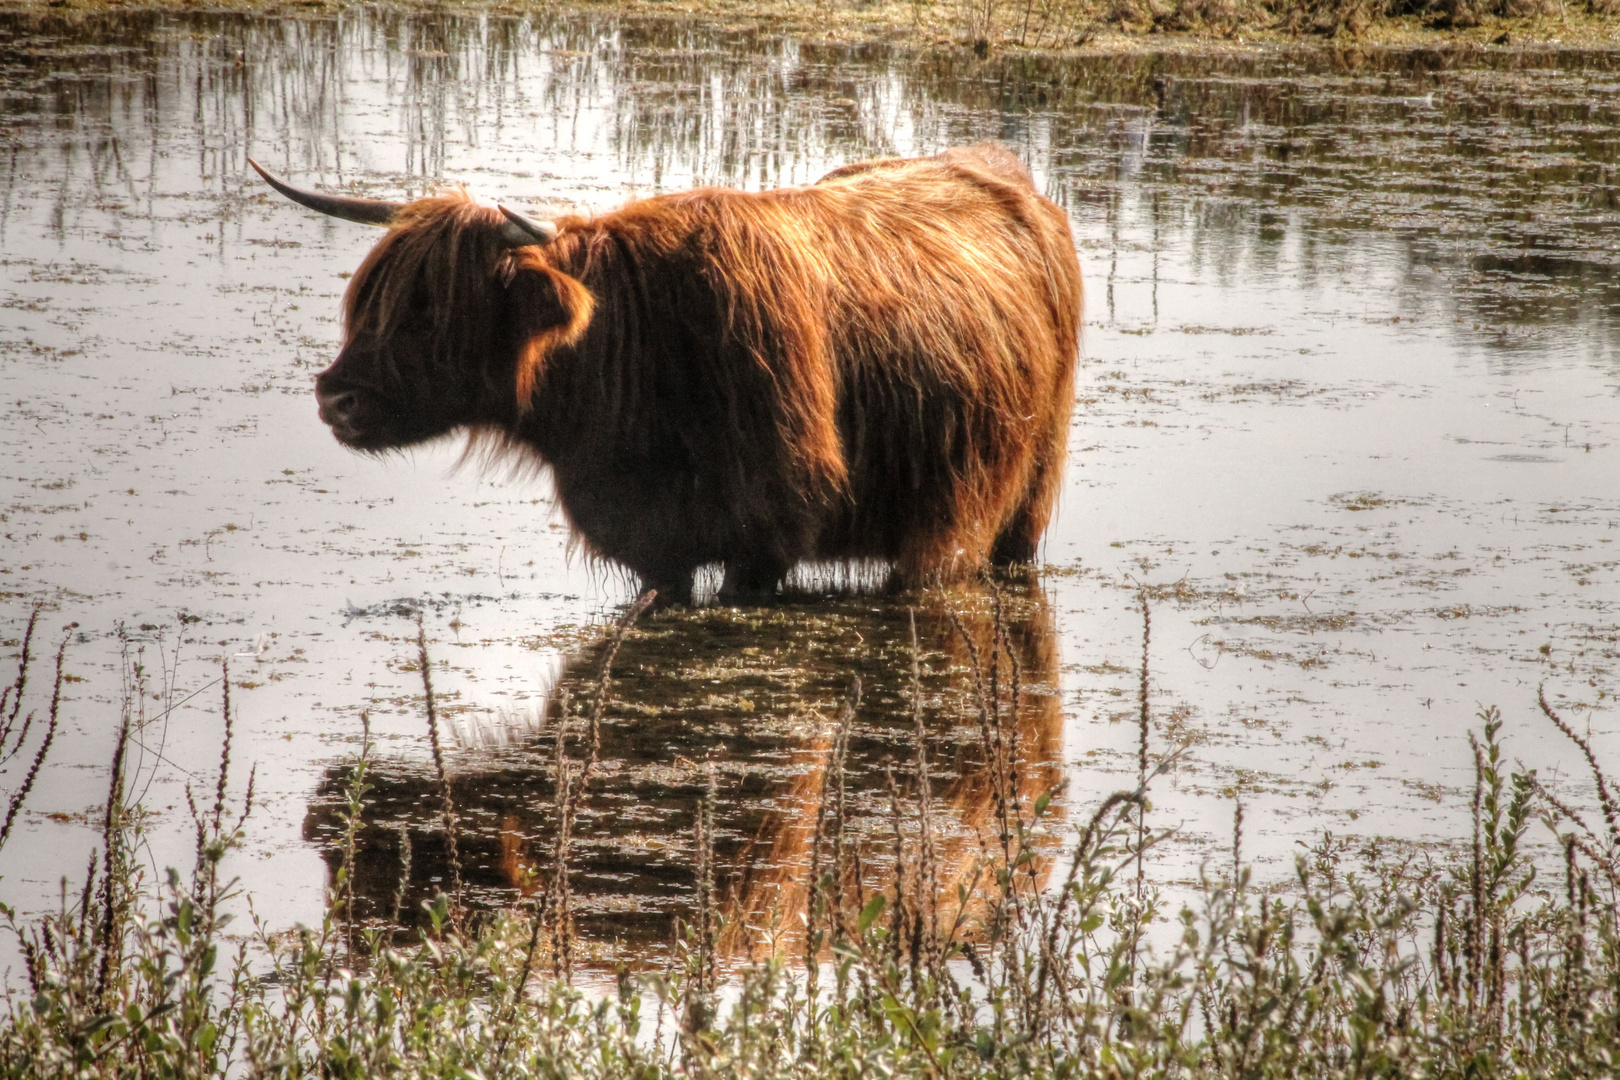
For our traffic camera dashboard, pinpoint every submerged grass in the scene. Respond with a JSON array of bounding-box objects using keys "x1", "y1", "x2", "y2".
[{"x1": 1, "y1": 593, "x2": 1617, "y2": 1079}]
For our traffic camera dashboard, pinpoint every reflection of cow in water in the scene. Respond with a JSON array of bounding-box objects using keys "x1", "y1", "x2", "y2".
[{"x1": 304, "y1": 580, "x2": 1063, "y2": 965}]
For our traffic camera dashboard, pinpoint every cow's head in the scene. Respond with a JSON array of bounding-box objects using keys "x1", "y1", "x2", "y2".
[{"x1": 250, "y1": 160, "x2": 592, "y2": 451}]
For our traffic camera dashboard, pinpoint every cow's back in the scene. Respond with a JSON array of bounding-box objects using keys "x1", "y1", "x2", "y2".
[
  {"x1": 535, "y1": 146, "x2": 1081, "y2": 592},
  {"x1": 795, "y1": 147, "x2": 1083, "y2": 575}
]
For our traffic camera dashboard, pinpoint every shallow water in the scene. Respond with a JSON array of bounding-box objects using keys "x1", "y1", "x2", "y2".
[{"x1": 1, "y1": 9, "x2": 1616, "y2": 962}]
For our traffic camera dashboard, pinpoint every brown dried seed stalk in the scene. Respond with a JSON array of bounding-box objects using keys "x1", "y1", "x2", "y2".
[
  {"x1": 831, "y1": 691, "x2": 854, "y2": 940},
  {"x1": 211, "y1": 657, "x2": 233, "y2": 837},
  {"x1": 550, "y1": 591, "x2": 655, "y2": 982},
  {"x1": 1469, "y1": 731, "x2": 1485, "y2": 1005},
  {"x1": 390, "y1": 826, "x2": 413, "y2": 933},
  {"x1": 1539, "y1": 684, "x2": 1619, "y2": 853},
  {"x1": 1034, "y1": 789, "x2": 1138, "y2": 1034},
  {"x1": 417, "y1": 614, "x2": 463, "y2": 921},
  {"x1": 1232, "y1": 798, "x2": 1244, "y2": 894},
  {"x1": 908, "y1": 610, "x2": 939, "y2": 977},
  {"x1": 884, "y1": 766, "x2": 910, "y2": 969},
  {"x1": 0, "y1": 634, "x2": 66, "y2": 852},
  {"x1": 948, "y1": 607, "x2": 1011, "y2": 862},
  {"x1": 0, "y1": 606, "x2": 41, "y2": 751},
  {"x1": 1137, "y1": 592, "x2": 1151, "y2": 902},
  {"x1": 95, "y1": 712, "x2": 131, "y2": 1006}
]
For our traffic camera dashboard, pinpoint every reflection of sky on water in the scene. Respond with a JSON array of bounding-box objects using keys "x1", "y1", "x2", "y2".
[{"x1": 0, "y1": 9, "x2": 1616, "y2": 944}]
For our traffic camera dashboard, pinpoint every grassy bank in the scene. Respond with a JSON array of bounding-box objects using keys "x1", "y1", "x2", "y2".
[
  {"x1": 3, "y1": 0, "x2": 1620, "y2": 51},
  {"x1": 1, "y1": 596, "x2": 1617, "y2": 1078}
]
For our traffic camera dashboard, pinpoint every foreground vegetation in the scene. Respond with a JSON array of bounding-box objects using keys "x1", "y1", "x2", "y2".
[{"x1": 1, "y1": 596, "x2": 1617, "y2": 1079}]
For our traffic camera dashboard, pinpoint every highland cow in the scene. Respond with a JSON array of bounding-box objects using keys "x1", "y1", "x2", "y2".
[{"x1": 251, "y1": 146, "x2": 1081, "y2": 605}]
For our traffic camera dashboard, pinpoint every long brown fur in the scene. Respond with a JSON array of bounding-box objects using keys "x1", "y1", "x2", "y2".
[{"x1": 318, "y1": 145, "x2": 1082, "y2": 602}]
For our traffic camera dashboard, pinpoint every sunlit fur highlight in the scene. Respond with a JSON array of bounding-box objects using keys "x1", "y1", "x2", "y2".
[
  {"x1": 321, "y1": 145, "x2": 1082, "y2": 600},
  {"x1": 511, "y1": 250, "x2": 594, "y2": 411}
]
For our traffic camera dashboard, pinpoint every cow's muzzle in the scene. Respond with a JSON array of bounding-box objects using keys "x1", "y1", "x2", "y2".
[{"x1": 316, "y1": 387, "x2": 363, "y2": 440}]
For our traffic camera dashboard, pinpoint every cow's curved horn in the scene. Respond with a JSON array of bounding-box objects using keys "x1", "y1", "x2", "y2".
[
  {"x1": 498, "y1": 204, "x2": 558, "y2": 246},
  {"x1": 248, "y1": 158, "x2": 403, "y2": 227}
]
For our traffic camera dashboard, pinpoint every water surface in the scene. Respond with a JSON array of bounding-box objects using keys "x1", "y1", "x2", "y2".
[{"x1": 1, "y1": 9, "x2": 1617, "y2": 959}]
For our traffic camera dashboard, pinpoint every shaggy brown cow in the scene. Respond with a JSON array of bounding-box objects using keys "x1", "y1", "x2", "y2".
[{"x1": 251, "y1": 146, "x2": 1081, "y2": 604}]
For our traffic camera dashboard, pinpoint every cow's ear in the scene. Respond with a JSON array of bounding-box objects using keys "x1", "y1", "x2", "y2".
[{"x1": 506, "y1": 258, "x2": 594, "y2": 411}]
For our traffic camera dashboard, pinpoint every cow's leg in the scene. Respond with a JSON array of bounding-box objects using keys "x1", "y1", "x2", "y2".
[
  {"x1": 991, "y1": 453, "x2": 1060, "y2": 568},
  {"x1": 639, "y1": 566, "x2": 698, "y2": 608},
  {"x1": 718, "y1": 557, "x2": 789, "y2": 603}
]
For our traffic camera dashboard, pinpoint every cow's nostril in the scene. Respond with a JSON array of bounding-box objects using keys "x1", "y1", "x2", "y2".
[{"x1": 318, "y1": 389, "x2": 357, "y2": 425}]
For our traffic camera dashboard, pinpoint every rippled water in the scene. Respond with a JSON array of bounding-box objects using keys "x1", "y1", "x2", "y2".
[{"x1": 2, "y1": 9, "x2": 1616, "y2": 962}]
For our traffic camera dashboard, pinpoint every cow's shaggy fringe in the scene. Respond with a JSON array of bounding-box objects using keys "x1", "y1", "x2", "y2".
[{"x1": 2, "y1": 607, "x2": 1618, "y2": 1078}]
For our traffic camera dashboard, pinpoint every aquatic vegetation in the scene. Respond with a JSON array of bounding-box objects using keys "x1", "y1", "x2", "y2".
[{"x1": 2, "y1": 595, "x2": 1616, "y2": 1078}]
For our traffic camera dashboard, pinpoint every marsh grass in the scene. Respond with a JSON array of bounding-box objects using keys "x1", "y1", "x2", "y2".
[
  {"x1": 848, "y1": 0, "x2": 1610, "y2": 45},
  {"x1": 599, "y1": 0, "x2": 1620, "y2": 48},
  {"x1": 1, "y1": 594, "x2": 1617, "y2": 1079}
]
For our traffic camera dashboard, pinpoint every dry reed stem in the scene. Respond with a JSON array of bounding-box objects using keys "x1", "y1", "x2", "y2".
[
  {"x1": 337, "y1": 711, "x2": 368, "y2": 969},
  {"x1": 417, "y1": 614, "x2": 463, "y2": 924},
  {"x1": 908, "y1": 610, "x2": 940, "y2": 979},
  {"x1": 545, "y1": 688, "x2": 572, "y2": 979},
  {"x1": 805, "y1": 729, "x2": 834, "y2": 978},
  {"x1": 390, "y1": 826, "x2": 412, "y2": 935},
  {"x1": 1034, "y1": 788, "x2": 1139, "y2": 1034},
  {"x1": 831, "y1": 704, "x2": 850, "y2": 941},
  {"x1": 884, "y1": 766, "x2": 910, "y2": 970},
  {"x1": 583, "y1": 590, "x2": 657, "y2": 789},
  {"x1": 501, "y1": 591, "x2": 654, "y2": 1005},
  {"x1": 990, "y1": 583, "x2": 1025, "y2": 827},
  {"x1": 1136, "y1": 591, "x2": 1150, "y2": 904},
  {"x1": 699, "y1": 760, "x2": 718, "y2": 997},
  {"x1": 682, "y1": 760, "x2": 720, "y2": 1043},
  {"x1": 547, "y1": 590, "x2": 655, "y2": 983},
  {"x1": 802, "y1": 680, "x2": 856, "y2": 1013},
  {"x1": 946, "y1": 606, "x2": 1015, "y2": 874}
]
